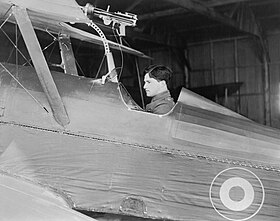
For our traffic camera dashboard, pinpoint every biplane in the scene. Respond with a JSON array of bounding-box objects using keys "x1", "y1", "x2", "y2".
[{"x1": 0, "y1": 0, "x2": 279, "y2": 220}]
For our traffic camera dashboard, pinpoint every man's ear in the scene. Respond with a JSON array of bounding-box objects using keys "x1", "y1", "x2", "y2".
[{"x1": 160, "y1": 80, "x2": 167, "y2": 87}]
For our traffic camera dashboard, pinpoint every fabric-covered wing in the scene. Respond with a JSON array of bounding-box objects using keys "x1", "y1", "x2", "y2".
[
  {"x1": 1, "y1": 0, "x2": 88, "y2": 23},
  {"x1": 0, "y1": 171, "x2": 96, "y2": 221},
  {"x1": 61, "y1": 23, "x2": 150, "y2": 58},
  {"x1": 0, "y1": 0, "x2": 149, "y2": 58}
]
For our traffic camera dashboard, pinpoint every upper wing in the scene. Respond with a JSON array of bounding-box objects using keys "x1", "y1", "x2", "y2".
[
  {"x1": 61, "y1": 23, "x2": 150, "y2": 58},
  {"x1": 1, "y1": 0, "x2": 89, "y2": 24},
  {"x1": 0, "y1": 0, "x2": 150, "y2": 58}
]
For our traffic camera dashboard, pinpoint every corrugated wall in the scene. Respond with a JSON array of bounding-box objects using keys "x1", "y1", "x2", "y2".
[
  {"x1": 268, "y1": 34, "x2": 280, "y2": 129},
  {"x1": 188, "y1": 34, "x2": 280, "y2": 129}
]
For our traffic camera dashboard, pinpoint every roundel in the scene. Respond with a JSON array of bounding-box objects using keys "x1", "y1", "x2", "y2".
[{"x1": 209, "y1": 167, "x2": 265, "y2": 221}]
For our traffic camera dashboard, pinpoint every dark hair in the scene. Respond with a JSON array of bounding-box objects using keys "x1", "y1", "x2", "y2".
[{"x1": 143, "y1": 64, "x2": 173, "y2": 86}]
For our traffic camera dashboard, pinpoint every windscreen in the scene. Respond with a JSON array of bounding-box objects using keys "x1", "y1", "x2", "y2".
[{"x1": 118, "y1": 83, "x2": 143, "y2": 111}]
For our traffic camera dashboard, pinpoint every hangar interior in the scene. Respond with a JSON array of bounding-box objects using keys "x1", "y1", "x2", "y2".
[{"x1": 1, "y1": 0, "x2": 280, "y2": 128}]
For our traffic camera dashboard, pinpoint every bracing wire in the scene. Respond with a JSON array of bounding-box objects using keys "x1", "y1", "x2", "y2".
[
  {"x1": 0, "y1": 6, "x2": 32, "y2": 67},
  {"x1": 95, "y1": 53, "x2": 106, "y2": 79},
  {"x1": 45, "y1": 29, "x2": 58, "y2": 66},
  {"x1": 112, "y1": 29, "x2": 145, "y2": 108},
  {"x1": 0, "y1": 7, "x2": 48, "y2": 113},
  {"x1": 6, "y1": 32, "x2": 20, "y2": 63},
  {"x1": 22, "y1": 38, "x2": 57, "y2": 66},
  {"x1": 1, "y1": 28, "x2": 32, "y2": 66},
  {"x1": 135, "y1": 57, "x2": 145, "y2": 109},
  {"x1": 15, "y1": 21, "x2": 18, "y2": 77},
  {"x1": 0, "y1": 3, "x2": 13, "y2": 28},
  {"x1": 0, "y1": 8, "x2": 33, "y2": 66},
  {"x1": 122, "y1": 37, "x2": 132, "y2": 48},
  {"x1": 72, "y1": 41, "x2": 86, "y2": 77},
  {"x1": 46, "y1": 41, "x2": 57, "y2": 63},
  {"x1": 0, "y1": 63, "x2": 49, "y2": 113},
  {"x1": 75, "y1": 59, "x2": 85, "y2": 76},
  {"x1": 45, "y1": 30, "x2": 86, "y2": 76}
]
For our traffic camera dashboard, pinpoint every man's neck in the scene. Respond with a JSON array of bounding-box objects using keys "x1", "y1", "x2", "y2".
[{"x1": 156, "y1": 86, "x2": 168, "y2": 95}]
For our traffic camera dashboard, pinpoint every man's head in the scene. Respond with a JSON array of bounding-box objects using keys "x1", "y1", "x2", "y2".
[{"x1": 143, "y1": 65, "x2": 172, "y2": 97}]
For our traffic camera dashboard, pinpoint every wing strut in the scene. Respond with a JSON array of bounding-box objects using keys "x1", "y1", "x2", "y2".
[
  {"x1": 58, "y1": 33, "x2": 78, "y2": 76},
  {"x1": 12, "y1": 6, "x2": 70, "y2": 127}
]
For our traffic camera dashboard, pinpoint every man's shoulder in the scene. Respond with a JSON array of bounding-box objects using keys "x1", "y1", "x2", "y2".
[
  {"x1": 153, "y1": 102, "x2": 174, "y2": 114},
  {"x1": 152, "y1": 96, "x2": 174, "y2": 114},
  {"x1": 146, "y1": 90, "x2": 175, "y2": 114}
]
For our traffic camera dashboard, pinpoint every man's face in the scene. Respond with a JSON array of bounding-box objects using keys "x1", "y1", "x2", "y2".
[{"x1": 143, "y1": 73, "x2": 162, "y2": 97}]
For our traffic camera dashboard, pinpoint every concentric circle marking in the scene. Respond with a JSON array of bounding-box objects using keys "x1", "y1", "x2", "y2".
[
  {"x1": 209, "y1": 167, "x2": 265, "y2": 221},
  {"x1": 220, "y1": 177, "x2": 254, "y2": 211}
]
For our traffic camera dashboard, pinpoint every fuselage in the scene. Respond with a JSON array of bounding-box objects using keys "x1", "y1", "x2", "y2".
[{"x1": 0, "y1": 63, "x2": 279, "y2": 220}]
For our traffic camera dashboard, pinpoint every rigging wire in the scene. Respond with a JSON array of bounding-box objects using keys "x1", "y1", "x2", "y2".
[
  {"x1": 15, "y1": 22, "x2": 18, "y2": 77},
  {"x1": 135, "y1": 57, "x2": 145, "y2": 109},
  {"x1": 0, "y1": 8, "x2": 33, "y2": 66},
  {"x1": 44, "y1": 29, "x2": 59, "y2": 67},
  {"x1": 22, "y1": 39, "x2": 57, "y2": 66},
  {"x1": 6, "y1": 31, "x2": 20, "y2": 63},
  {"x1": 0, "y1": 7, "x2": 49, "y2": 113},
  {"x1": 45, "y1": 28, "x2": 57, "y2": 40},
  {"x1": 72, "y1": 40, "x2": 85, "y2": 76},
  {"x1": 0, "y1": 63, "x2": 49, "y2": 113},
  {"x1": 45, "y1": 29, "x2": 86, "y2": 76},
  {"x1": 0, "y1": 6, "x2": 12, "y2": 29},
  {"x1": 112, "y1": 28, "x2": 145, "y2": 108},
  {"x1": 0, "y1": 6, "x2": 48, "y2": 112},
  {"x1": 95, "y1": 53, "x2": 106, "y2": 79},
  {"x1": 121, "y1": 37, "x2": 132, "y2": 48},
  {"x1": 45, "y1": 29, "x2": 58, "y2": 63},
  {"x1": 75, "y1": 59, "x2": 85, "y2": 77},
  {"x1": 46, "y1": 40, "x2": 57, "y2": 63},
  {"x1": 21, "y1": 36, "x2": 56, "y2": 66},
  {"x1": 0, "y1": 12, "x2": 32, "y2": 66},
  {"x1": 1, "y1": 28, "x2": 32, "y2": 66}
]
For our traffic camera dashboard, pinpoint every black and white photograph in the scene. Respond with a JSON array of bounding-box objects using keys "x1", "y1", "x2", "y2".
[{"x1": 0, "y1": 0, "x2": 279, "y2": 220}]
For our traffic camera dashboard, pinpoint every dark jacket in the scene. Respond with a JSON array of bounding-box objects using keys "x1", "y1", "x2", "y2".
[{"x1": 146, "y1": 90, "x2": 175, "y2": 114}]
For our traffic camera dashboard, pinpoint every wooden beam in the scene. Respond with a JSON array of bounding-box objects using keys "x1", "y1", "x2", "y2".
[
  {"x1": 258, "y1": 14, "x2": 280, "y2": 20},
  {"x1": 125, "y1": 0, "x2": 143, "y2": 12},
  {"x1": 139, "y1": 0, "x2": 280, "y2": 21},
  {"x1": 127, "y1": 29, "x2": 182, "y2": 48},
  {"x1": 177, "y1": 23, "x2": 223, "y2": 35},
  {"x1": 139, "y1": 8, "x2": 187, "y2": 20},
  {"x1": 13, "y1": 6, "x2": 70, "y2": 127},
  {"x1": 206, "y1": 0, "x2": 280, "y2": 7},
  {"x1": 137, "y1": 0, "x2": 266, "y2": 48},
  {"x1": 263, "y1": 54, "x2": 271, "y2": 126},
  {"x1": 204, "y1": 0, "x2": 251, "y2": 7},
  {"x1": 163, "y1": 0, "x2": 260, "y2": 37}
]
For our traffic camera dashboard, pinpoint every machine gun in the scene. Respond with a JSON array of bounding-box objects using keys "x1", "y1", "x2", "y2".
[{"x1": 84, "y1": 4, "x2": 137, "y2": 36}]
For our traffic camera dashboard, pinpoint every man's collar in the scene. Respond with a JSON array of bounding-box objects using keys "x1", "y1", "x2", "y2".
[{"x1": 151, "y1": 90, "x2": 171, "y2": 102}]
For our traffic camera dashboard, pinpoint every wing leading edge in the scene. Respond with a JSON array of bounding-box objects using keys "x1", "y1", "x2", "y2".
[
  {"x1": 0, "y1": 171, "x2": 96, "y2": 221},
  {"x1": 0, "y1": 0, "x2": 150, "y2": 58}
]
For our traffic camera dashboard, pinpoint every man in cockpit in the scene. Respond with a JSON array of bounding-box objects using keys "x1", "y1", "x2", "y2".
[{"x1": 143, "y1": 64, "x2": 175, "y2": 114}]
